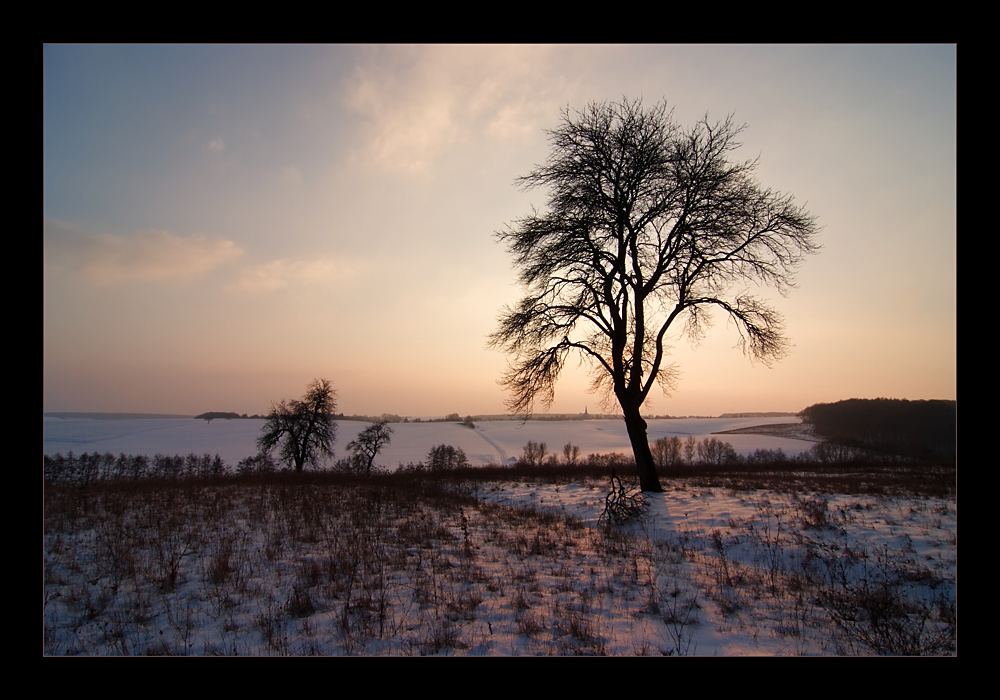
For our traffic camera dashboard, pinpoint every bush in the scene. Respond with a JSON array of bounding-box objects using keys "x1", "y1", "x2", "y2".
[
  {"x1": 745, "y1": 448, "x2": 787, "y2": 465},
  {"x1": 584, "y1": 452, "x2": 634, "y2": 469},
  {"x1": 237, "y1": 452, "x2": 277, "y2": 476},
  {"x1": 820, "y1": 571, "x2": 956, "y2": 654},
  {"x1": 519, "y1": 441, "x2": 547, "y2": 467},
  {"x1": 696, "y1": 437, "x2": 739, "y2": 465},
  {"x1": 346, "y1": 420, "x2": 393, "y2": 474},
  {"x1": 331, "y1": 453, "x2": 369, "y2": 474},
  {"x1": 426, "y1": 445, "x2": 470, "y2": 470},
  {"x1": 651, "y1": 436, "x2": 683, "y2": 468},
  {"x1": 562, "y1": 442, "x2": 580, "y2": 465},
  {"x1": 44, "y1": 451, "x2": 227, "y2": 485}
]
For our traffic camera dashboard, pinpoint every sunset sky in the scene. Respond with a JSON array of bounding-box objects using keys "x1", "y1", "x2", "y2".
[{"x1": 43, "y1": 44, "x2": 956, "y2": 418}]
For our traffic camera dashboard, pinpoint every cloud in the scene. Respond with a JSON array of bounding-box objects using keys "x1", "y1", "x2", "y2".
[
  {"x1": 45, "y1": 220, "x2": 244, "y2": 286},
  {"x1": 232, "y1": 258, "x2": 358, "y2": 291},
  {"x1": 343, "y1": 45, "x2": 564, "y2": 174}
]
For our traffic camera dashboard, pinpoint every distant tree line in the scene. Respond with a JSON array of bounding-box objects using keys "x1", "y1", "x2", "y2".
[
  {"x1": 801, "y1": 398, "x2": 956, "y2": 460},
  {"x1": 44, "y1": 428, "x2": 946, "y2": 487},
  {"x1": 510, "y1": 432, "x2": 947, "y2": 470},
  {"x1": 515, "y1": 436, "x2": 747, "y2": 468},
  {"x1": 47, "y1": 396, "x2": 956, "y2": 485},
  {"x1": 44, "y1": 452, "x2": 228, "y2": 485},
  {"x1": 45, "y1": 412, "x2": 193, "y2": 420},
  {"x1": 196, "y1": 411, "x2": 264, "y2": 421},
  {"x1": 335, "y1": 413, "x2": 407, "y2": 423}
]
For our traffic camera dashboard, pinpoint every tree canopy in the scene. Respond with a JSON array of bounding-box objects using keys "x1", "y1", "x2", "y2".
[
  {"x1": 347, "y1": 419, "x2": 393, "y2": 475},
  {"x1": 257, "y1": 378, "x2": 338, "y2": 471},
  {"x1": 802, "y1": 398, "x2": 956, "y2": 460},
  {"x1": 490, "y1": 98, "x2": 819, "y2": 491}
]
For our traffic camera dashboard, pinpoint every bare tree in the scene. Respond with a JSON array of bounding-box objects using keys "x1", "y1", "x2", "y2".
[
  {"x1": 426, "y1": 444, "x2": 469, "y2": 470},
  {"x1": 489, "y1": 99, "x2": 819, "y2": 492},
  {"x1": 563, "y1": 442, "x2": 580, "y2": 465},
  {"x1": 651, "y1": 436, "x2": 684, "y2": 468},
  {"x1": 519, "y1": 440, "x2": 548, "y2": 466},
  {"x1": 257, "y1": 378, "x2": 337, "y2": 472},
  {"x1": 347, "y1": 420, "x2": 393, "y2": 475}
]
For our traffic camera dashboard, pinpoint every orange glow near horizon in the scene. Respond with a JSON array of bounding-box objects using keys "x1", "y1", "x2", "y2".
[{"x1": 44, "y1": 45, "x2": 956, "y2": 418}]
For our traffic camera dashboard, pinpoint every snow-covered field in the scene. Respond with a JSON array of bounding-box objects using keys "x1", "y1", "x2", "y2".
[
  {"x1": 43, "y1": 415, "x2": 812, "y2": 469},
  {"x1": 477, "y1": 481, "x2": 956, "y2": 655},
  {"x1": 42, "y1": 415, "x2": 956, "y2": 656}
]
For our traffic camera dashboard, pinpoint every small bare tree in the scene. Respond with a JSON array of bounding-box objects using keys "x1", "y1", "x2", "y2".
[
  {"x1": 651, "y1": 436, "x2": 684, "y2": 468},
  {"x1": 426, "y1": 444, "x2": 469, "y2": 470},
  {"x1": 562, "y1": 442, "x2": 580, "y2": 465},
  {"x1": 347, "y1": 420, "x2": 393, "y2": 475},
  {"x1": 697, "y1": 436, "x2": 739, "y2": 465},
  {"x1": 684, "y1": 436, "x2": 698, "y2": 464},
  {"x1": 519, "y1": 441, "x2": 547, "y2": 466}
]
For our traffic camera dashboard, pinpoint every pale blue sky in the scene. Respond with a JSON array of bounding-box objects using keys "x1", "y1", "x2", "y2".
[{"x1": 43, "y1": 44, "x2": 956, "y2": 417}]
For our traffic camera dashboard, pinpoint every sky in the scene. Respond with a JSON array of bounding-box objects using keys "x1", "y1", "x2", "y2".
[{"x1": 43, "y1": 44, "x2": 957, "y2": 418}]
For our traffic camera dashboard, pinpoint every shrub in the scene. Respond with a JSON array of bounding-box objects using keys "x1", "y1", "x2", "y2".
[
  {"x1": 331, "y1": 454, "x2": 368, "y2": 474},
  {"x1": 584, "y1": 452, "x2": 634, "y2": 469},
  {"x1": 237, "y1": 452, "x2": 277, "y2": 476},
  {"x1": 519, "y1": 441, "x2": 547, "y2": 467},
  {"x1": 44, "y1": 451, "x2": 226, "y2": 484},
  {"x1": 745, "y1": 448, "x2": 787, "y2": 465},
  {"x1": 562, "y1": 442, "x2": 580, "y2": 465},
  {"x1": 346, "y1": 420, "x2": 393, "y2": 474},
  {"x1": 696, "y1": 437, "x2": 739, "y2": 465},
  {"x1": 651, "y1": 436, "x2": 683, "y2": 468},
  {"x1": 821, "y1": 579, "x2": 956, "y2": 655},
  {"x1": 683, "y1": 436, "x2": 697, "y2": 464},
  {"x1": 426, "y1": 445, "x2": 469, "y2": 470}
]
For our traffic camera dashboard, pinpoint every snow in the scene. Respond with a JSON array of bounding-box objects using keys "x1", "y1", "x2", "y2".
[
  {"x1": 478, "y1": 482, "x2": 956, "y2": 655},
  {"x1": 43, "y1": 415, "x2": 812, "y2": 469},
  {"x1": 42, "y1": 415, "x2": 955, "y2": 655}
]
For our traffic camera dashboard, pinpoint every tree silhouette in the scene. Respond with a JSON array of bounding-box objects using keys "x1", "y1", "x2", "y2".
[
  {"x1": 490, "y1": 99, "x2": 819, "y2": 491},
  {"x1": 347, "y1": 419, "x2": 393, "y2": 474},
  {"x1": 426, "y1": 444, "x2": 469, "y2": 470},
  {"x1": 257, "y1": 378, "x2": 337, "y2": 472}
]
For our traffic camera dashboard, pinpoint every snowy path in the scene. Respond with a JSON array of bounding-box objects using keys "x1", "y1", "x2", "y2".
[{"x1": 473, "y1": 426, "x2": 508, "y2": 464}]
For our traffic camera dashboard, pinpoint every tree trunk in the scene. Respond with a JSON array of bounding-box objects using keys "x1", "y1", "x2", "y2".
[{"x1": 622, "y1": 405, "x2": 664, "y2": 492}]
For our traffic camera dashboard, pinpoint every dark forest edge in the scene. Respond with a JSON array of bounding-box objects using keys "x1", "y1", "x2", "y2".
[{"x1": 800, "y1": 398, "x2": 956, "y2": 460}]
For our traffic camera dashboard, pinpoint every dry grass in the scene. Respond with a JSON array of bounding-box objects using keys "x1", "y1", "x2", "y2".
[{"x1": 43, "y1": 462, "x2": 956, "y2": 656}]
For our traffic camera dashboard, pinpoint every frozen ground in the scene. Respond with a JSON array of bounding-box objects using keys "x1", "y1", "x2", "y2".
[
  {"x1": 43, "y1": 474, "x2": 956, "y2": 656},
  {"x1": 43, "y1": 415, "x2": 812, "y2": 468},
  {"x1": 477, "y1": 481, "x2": 956, "y2": 655},
  {"x1": 43, "y1": 415, "x2": 955, "y2": 656}
]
